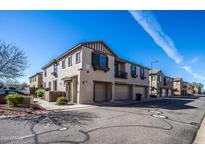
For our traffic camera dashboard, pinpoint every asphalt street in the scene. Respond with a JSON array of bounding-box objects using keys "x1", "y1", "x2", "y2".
[{"x1": 0, "y1": 96, "x2": 205, "y2": 144}]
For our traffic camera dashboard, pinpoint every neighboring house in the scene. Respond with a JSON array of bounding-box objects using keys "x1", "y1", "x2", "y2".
[
  {"x1": 173, "y1": 78, "x2": 187, "y2": 96},
  {"x1": 42, "y1": 40, "x2": 150, "y2": 104},
  {"x1": 29, "y1": 72, "x2": 43, "y2": 89},
  {"x1": 149, "y1": 70, "x2": 173, "y2": 97},
  {"x1": 183, "y1": 81, "x2": 190, "y2": 95},
  {"x1": 193, "y1": 83, "x2": 203, "y2": 94}
]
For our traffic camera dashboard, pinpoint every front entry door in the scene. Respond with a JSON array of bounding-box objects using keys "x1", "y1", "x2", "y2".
[
  {"x1": 53, "y1": 80, "x2": 57, "y2": 91},
  {"x1": 65, "y1": 82, "x2": 71, "y2": 101}
]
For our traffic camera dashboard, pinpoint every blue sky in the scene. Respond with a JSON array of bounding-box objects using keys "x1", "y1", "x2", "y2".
[{"x1": 0, "y1": 11, "x2": 205, "y2": 88}]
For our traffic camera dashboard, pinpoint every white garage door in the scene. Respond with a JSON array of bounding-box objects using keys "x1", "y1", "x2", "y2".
[
  {"x1": 133, "y1": 86, "x2": 146, "y2": 98},
  {"x1": 162, "y1": 89, "x2": 167, "y2": 97},
  {"x1": 115, "y1": 84, "x2": 130, "y2": 100},
  {"x1": 94, "y1": 82, "x2": 107, "y2": 102}
]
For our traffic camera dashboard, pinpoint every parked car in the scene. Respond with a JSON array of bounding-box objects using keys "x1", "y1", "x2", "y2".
[
  {"x1": 0, "y1": 89, "x2": 30, "y2": 103},
  {"x1": 2, "y1": 87, "x2": 17, "y2": 90}
]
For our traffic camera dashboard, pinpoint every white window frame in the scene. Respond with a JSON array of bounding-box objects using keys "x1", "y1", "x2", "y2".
[
  {"x1": 68, "y1": 56, "x2": 72, "y2": 67},
  {"x1": 76, "y1": 52, "x2": 81, "y2": 63}
]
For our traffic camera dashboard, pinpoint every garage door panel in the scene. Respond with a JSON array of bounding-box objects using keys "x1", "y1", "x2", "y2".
[
  {"x1": 115, "y1": 84, "x2": 130, "y2": 100},
  {"x1": 94, "y1": 83, "x2": 107, "y2": 102},
  {"x1": 133, "y1": 86, "x2": 146, "y2": 98}
]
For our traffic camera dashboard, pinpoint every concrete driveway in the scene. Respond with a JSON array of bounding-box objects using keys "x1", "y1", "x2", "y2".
[{"x1": 0, "y1": 96, "x2": 205, "y2": 144}]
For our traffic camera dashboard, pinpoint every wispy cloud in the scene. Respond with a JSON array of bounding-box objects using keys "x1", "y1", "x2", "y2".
[
  {"x1": 190, "y1": 56, "x2": 201, "y2": 63},
  {"x1": 129, "y1": 10, "x2": 205, "y2": 83},
  {"x1": 182, "y1": 65, "x2": 205, "y2": 80},
  {"x1": 129, "y1": 10, "x2": 183, "y2": 64}
]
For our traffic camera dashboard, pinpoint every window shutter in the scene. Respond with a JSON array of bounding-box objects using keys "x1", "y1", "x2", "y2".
[
  {"x1": 106, "y1": 56, "x2": 108, "y2": 68},
  {"x1": 92, "y1": 52, "x2": 100, "y2": 66}
]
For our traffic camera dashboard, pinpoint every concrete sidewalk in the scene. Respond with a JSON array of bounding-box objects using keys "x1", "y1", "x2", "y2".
[
  {"x1": 193, "y1": 115, "x2": 205, "y2": 144},
  {"x1": 35, "y1": 98, "x2": 96, "y2": 111},
  {"x1": 35, "y1": 97, "x2": 164, "y2": 111}
]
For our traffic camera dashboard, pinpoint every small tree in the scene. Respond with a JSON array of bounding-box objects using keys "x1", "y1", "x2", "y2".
[
  {"x1": 188, "y1": 84, "x2": 194, "y2": 94},
  {"x1": 0, "y1": 41, "x2": 28, "y2": 81},
  {"x1": 36, "y1": 88, "x2": 44, "y2": 98}
]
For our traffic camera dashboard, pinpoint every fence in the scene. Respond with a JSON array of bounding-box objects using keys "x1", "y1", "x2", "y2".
[{"x1": 44, "y1": 91, "x2": 66, "y2": 102}]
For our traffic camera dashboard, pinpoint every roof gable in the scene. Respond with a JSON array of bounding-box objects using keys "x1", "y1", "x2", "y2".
[{"x1": 81, "y1": 41, "x2": 117, "y2": 57}]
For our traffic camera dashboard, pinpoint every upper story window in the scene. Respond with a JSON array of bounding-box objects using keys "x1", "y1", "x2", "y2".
[
  {"x1": 130, "y1": 65, "x2": 137, "y2": 78},
  {"x1": 140, "y1": 68, "x2": 145, "y2": 79},
  {"x1": 159, "y1": 75, "x2": 162, "y2": 82},
  {"x1": 76, "y1": 52, "x2": 81, "y2": 63},
  {"x1": 68, "y1": 56, "x2": 72, "y2": 67},
  {"x1": 92, "y1": 52, "x2": 109, "y2": 71},
  {"x1": 164, "y1": 77, "x2": 167, "y2": 85},
  {"x1": 48, "y1": 81, "x2": 51, "y2": 90},
  {"x1": 54, "y1": 63, "x2": 58, "y2": 72},
  {"x1": 44, "y1": 82, "x2": 46, "y2": 89},
  {"x1": 44, "y1": 69, "x2": 47, "y2": 77},
  {"x1": 152, "y1": 75, "x2": 157, "y2": 81},
  {"x1": 62, "y1": 59, "x2": 65, "y2": 69}
]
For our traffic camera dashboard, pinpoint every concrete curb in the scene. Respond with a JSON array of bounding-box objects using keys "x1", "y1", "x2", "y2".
[{"x1": 193, "y1": 115, "x2": 205, "y2": 144}]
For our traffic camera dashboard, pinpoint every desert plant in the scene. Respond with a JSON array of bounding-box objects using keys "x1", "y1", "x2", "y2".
[
  {"x1": 56, "y1": 97, "x2": 68, "y2": 105},
  {"x1": 5, "y1": 93, "x2": 24, "y2": 107},
  {"x1": 173, "y1": 88, "x2": 179, "y2": 92},
  {"x1": 36, "y1": 88, "x2": 44, "y2": 98}
]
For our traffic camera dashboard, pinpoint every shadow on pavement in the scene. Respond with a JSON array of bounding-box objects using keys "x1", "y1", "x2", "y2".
[
  {"x1": 95, "y1": 97, "x2": 199, "y2": 110},
  {"x1": 2, "y1": 111, "x2": 97, "y2": 144}
]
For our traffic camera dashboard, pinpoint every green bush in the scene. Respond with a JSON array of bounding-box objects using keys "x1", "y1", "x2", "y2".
[
  {"x1": 36, "y1": 89, "x2": 44, "y2": 98},
  {"x1": 56, "y1": 97, "x2": 68, "y2": 105},
  {"x1": 5, "y1": 94, "x2": 24, "y2": 107}
]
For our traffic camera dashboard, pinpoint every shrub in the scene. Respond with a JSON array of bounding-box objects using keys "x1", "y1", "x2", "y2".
[
  {"x1": 5, "y1": 94, "x2": 24, "y2": 107},
  {"x1": 56, "y1": 97, "x2": 68, "y2": 105},
  {"x1": 36, "y1": 89, "x2": 44, "y2": 98},
  {"x1": 150, "y1": 95, "x2": 157, "y2": 98}
]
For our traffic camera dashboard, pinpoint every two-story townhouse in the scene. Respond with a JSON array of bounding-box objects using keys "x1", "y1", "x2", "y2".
[
  {"x1": 149, "y1": 70, "x2": 173, "y2": 97},
  {"x1": 182, "y1": 81, "x2": 190, "y2": 95},
  {"x1": 42, "y1": 40, "x2": 150, "y2": 104},
  {"x1": 29, "y1": 72, "x2": 43, "y2": 88},
  {"x1": 173, "y1": 77, "x2": 187, "y2": 96},
  {"x1": 193, "y1": 82, "x2": 203, "y2": 94}
]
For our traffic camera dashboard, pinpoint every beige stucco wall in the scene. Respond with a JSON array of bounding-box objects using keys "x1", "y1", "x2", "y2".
[
  {"x1": 78, "y1": 46, "x2": 150, "y2": 104},
  {"x1": 149, "y1": 71, "x2": 173, "y2": 97},
  {"x1": 43, "y1": 47, "x2": 82, "y2": 92},
  {"x1": 173, "y1": 81, "x2": 182, "y2": 95},
  {"x1": 30, "y1": 74, "x2": 43, "y2": 88}
]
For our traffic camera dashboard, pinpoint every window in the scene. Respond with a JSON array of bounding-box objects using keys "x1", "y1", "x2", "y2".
[
  {"x1": 44, "y1": 82, "x2": 46, "y2": 88},
  {"x1": 131, "y1": 65, "x2": 137, "y2": 78},
  {"x1": 49, "y1": 82, "x2": 51, "y2": 90},
  {"x1": 44, "y1": 69, "x2": 47, "y2": 77},
  {"x1": 140, "y1": 68, "x2": 145, "y2": 79},
  {"x1": 53, "y1": 80, "x2": 57, "y2": 91},
  {"x1": 152, "y1": 75, "x2": 157, "y2": 81},
  {"x1": 92, "y1": 52, "x2": 108, "y2": 70},
  {"x1": 62, "y1": 60, "x2": 65, "y2": 69},
  {"x1": 159, "y1": 75, "x2": 162, "y2": 82},
  {"x1": 76, "y1": 52, "x2": 81, "y2": 63},
  {"x1": 54, "y1": 63, "x2": 58, "y2": 72},
  {"x1": 68, "y1": 56, "x2": 72, "y2": 67}
]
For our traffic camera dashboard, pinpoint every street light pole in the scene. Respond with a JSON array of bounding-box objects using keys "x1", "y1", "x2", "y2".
[{"x1": 150, "y1": 60, "x2": 159, "y2": 95}]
